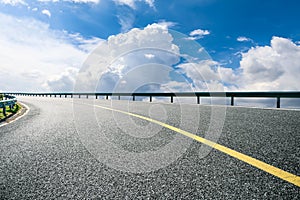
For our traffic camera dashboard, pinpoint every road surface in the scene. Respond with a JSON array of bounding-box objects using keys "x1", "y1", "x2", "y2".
[{"x1": 0, "y1": 97, "x2": 299, "y2": 199}]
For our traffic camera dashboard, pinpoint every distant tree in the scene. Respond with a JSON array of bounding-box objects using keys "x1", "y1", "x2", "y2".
[{"x1": 0, "y1": 94, "x2": 3, "y2": 101}]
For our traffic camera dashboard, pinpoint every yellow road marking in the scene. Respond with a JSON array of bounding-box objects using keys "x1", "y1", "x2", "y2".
[{"x1": 87, "y1": 103, "x2": 300, "y2": 187}]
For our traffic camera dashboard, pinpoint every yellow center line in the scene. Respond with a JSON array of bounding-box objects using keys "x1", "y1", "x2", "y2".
[{"x1": 83, "y1": 102, "x2": 299, "y2": 187}]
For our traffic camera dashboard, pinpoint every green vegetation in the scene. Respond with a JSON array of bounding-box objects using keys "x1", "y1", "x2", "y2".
[
  {"x1": 0, "y1": 103, "x2": 21, "y2": 120},
  {"x1": 0, "y1": 94, "x2": 3, "y2": 101}
]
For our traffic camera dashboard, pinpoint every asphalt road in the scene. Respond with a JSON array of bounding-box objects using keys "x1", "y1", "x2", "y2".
[{"x1": 0, "y1": 97, "x2": 299, "y2": 199}]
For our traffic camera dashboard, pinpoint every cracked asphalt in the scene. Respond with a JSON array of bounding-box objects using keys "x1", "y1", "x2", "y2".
[{"x1": 0, "y1": 96, "x2": 299, "y2": 199}]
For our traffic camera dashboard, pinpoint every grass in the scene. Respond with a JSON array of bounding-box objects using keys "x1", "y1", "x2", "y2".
[{"x1": 0, "y1": 103, "x2": 21, "y2": 120}]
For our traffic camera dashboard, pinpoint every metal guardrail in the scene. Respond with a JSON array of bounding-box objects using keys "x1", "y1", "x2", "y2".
[
  {"x1": 0, "y1": 95, "x2": 17, "y2": 116},
  {"x1": 4, "y1": 92, "x2": 300, "y2": 108}
]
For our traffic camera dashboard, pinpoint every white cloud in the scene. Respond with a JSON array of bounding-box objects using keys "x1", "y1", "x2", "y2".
[
  {"x1": 192, "y1": 36, "x2": 300, "y2": 93},
  {"x1": 76, "y1": 23, "x2": 181, "y2": 92},
  {"x1": 107, "y1": 23, "x2": 179, "y2": 57},
  {"x1": 237, "y1": 36, "x2": 300, "y2": 91},
  {"x1": 0, "y1": 13, "x2": 100, "y2": 92},
  {"x1": 113, "y1": 0, "x2": 155, "y2": 10},
  {"x1": 176, "y1": 60, "x2": 226, "y2": 91},
  {"x1": 144, "y1": 0, "x2": 154, "y2": 8},
  {"x1": 115, "y1": 0, "x2": 157, "y2": 31},
  {"x1": 41, "y1": 9, "x2": 51, "y2": 17},
  {"x1": 188, "y1": 29, "x2": 210, "y2": 40},
  {"x1": 32, "y1": 7, "x2": 38, "y2": 11},
  {"x1": 144, "y1": 53, "x2": 155, "y2": 59},
  {"x1": 190, "y1": 29, "x2": 210, "y2": 37},
  {"x1": 237, "y1": 36, "x2": 252, "y2": 42},
  {"x1": 114, "y1": 0, "x2": 135, "y2": 8},
  {"x1": 44, "y1": 67, "x2": 79, "y2": 91},
  {"x1": 0, "y1": 0, "x2": 26, "y2": 5},
  {"x1": 117, "y1": 12, "x2": 135, "y2": 32},
  {"x1": 156, "y1": 21, "x2": 176, "y2": 29}
]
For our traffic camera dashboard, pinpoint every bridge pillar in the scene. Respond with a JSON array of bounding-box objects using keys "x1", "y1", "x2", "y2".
[
  {"x1": 231, "y1": 96, "x2": 234, "y2": 106},
  {"x1": 150, "y1": 96, "x2": 152, "y2": 102},
  {"x1": 133, "y1": 95, "x2": 135, "y2": 101},
  {"x1": 276, "y1": 97, "x2": 280, "y2": 108},
  {"x1": 197, "y1": 96, "x2": 200, "y2": 104},
  {"x1": 171, "y1": 96, "x2": 173, "y2": 103}
]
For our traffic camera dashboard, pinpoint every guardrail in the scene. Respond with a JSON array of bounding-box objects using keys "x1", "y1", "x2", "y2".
[
  {"x1": 4, "y1": 92, "x2": 300, "y2": 108},
  {"x1": 0, "y1": 95, "x2": 17, "y2": 116}
]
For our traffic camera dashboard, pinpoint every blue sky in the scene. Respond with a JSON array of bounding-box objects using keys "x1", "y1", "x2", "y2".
[
  {"x1": 2, "y1": 0, "x2": 300, "y2": 67},
  {"x1": 1, "y1": 0, "x2": 300, "y2": 100}
]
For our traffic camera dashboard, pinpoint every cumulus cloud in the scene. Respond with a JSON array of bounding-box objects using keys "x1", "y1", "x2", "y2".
[
  {"x1": 188, "y1": 29, "x2": 210, "y2": 40},
  {"x1": 0, "y1": 13, "x2": 100, "y2": 92},
  {"x1": 176, "y1": 61, "x2": 226, "y2": 91},
  {"x1": 44, "y1": 67, "x2": 79, "y2": 91},
  {"x1": 41, "y1": 9, "x2": 51, "y2": 17},
  {"x1": 237, "y1": 36, "x2": 300, "y2": 91},
  {"x1": 76, "y1": 23, "x2": 182, "y2": 92},
  {"x1": 198, "y1": 36, "x2": 300, "y2": 93},
  {"x1": 237, "y1": 36, "x2": 252, "y2": 42}
]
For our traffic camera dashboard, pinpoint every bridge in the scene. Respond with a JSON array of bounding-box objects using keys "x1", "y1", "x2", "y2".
[{"x1": 0, "y1": 93, "x2": 299, "y2": 199}]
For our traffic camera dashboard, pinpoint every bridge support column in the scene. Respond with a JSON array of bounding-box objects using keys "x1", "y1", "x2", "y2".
[
  {"x1": 171, "y1": 96, "x2": 173, "y2": 103},
  {"x1": 276, "y1": 97, "x2": 280, "y2": 108},
  {"x1": 133, "y1": 96, "x2": 135, "y2": 101},
  {"x1": 231, "y1": 96, "x2": 234, "y2": 106},
  {"x1": 106, "y1": 95, "x2": 108, "y2": 100},
  {"x1": 197, "y1": 96, "x2": 200, "y2": 104},
  {"x1": 150, "y1": 96, "x2": 152, "y2": 102},
  {"x1": 118, "y1": 96, "x2": 120, "y2": 100}
]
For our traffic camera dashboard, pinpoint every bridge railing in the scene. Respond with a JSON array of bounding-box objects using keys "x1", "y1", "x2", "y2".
[
  {"x1": 0, "y1": 95, "x2": 17, "y2": 116},
  {"x1": 5, "y1": 92, "x2": 300, "y2": 108}
]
